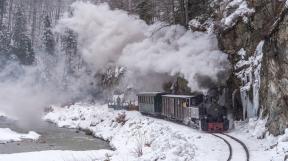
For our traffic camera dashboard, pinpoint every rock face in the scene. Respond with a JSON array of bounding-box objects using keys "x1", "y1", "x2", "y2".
[
  {"x1": 216, "y1": 0, "x2": 288, "y2": 135},
  {"x1": 261, "y1": 8, "x2": 288, "y2": 135},
  {"x1": 190, "y1": 0, "x2": 288, "y2": 135}
]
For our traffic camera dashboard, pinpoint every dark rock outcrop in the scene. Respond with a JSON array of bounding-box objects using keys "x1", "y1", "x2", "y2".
[{"x1": 216, "y1": 0, "x2": 288, "y2": 135}]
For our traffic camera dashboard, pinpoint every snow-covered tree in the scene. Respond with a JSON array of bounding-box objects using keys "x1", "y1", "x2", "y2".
[
  {"x1": 11, "y1": 7, "x2": 34, "y2": 65},
  {"x1": 61, "y1": 29, "x2": 79, "y2": 74},
  {"x1": 42, "y1": 15, "x2": 55, "y2": 55},
  {"x1": 0, "y1": 0, "x2": 10, "y2": 60},
  {"x1": 135, "y1": 0, "x2": 153, "y2": 24},
  {"x1": 0, "y1": 0, "x2": 7, "y2": 28}
]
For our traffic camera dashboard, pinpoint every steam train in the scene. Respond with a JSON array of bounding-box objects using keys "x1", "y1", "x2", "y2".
[{"x1": 137, "y1": 92, "x2": 229, "y2": 132}]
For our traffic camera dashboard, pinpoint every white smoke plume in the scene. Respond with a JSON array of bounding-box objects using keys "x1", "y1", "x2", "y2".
[
  {"x1": 56, "y1": 2, "x2": 230, "y2": 92},
  {"x1": 0, "y1": 52, "x2": 93, "y2": 122},
  {"x1": 0, "y1": 1, "x2": 230, "y2": 121}
]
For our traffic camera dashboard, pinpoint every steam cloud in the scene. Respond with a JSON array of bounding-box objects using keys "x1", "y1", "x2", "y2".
[
  {"x1": 57, "y1": 2, "x2": 230, "y2": 91},
  {"x1": 0, "y1": 2, "x2": 230, "y2": 121},
  {"x1": 0, "y1": 54, "x2": 93, "y2": 122}
]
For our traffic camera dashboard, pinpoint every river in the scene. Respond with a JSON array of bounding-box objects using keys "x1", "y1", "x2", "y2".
[{"x1": 0, "y1": 117, "x2": 110, "y2": 154}]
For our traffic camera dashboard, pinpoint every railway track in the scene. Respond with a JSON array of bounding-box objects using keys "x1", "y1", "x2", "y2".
[{"x1": 212, "y1": 133, "x2": 249, "y2": 161}]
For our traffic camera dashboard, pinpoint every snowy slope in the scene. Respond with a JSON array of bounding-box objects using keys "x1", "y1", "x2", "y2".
[
  {"x1": 229, "y1": 119, "x2": 288, "y2": 161},
  {"x1": 2, "y1": 103, "x2": 286, "y2": 161},
  {"x1": 42, "y1": 103, "x2": 288, "y2": 161},
  {"x1": 44, "y1": 103, "x2": 231, "y2": 161}
]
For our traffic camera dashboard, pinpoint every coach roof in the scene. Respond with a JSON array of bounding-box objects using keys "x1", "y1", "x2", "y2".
[
  {"x1": 162, "y1": 94, "x2": 199, "y2": 98},
  {"x1": 137, "y1": 92, "x2": 166, "y2": 96}
]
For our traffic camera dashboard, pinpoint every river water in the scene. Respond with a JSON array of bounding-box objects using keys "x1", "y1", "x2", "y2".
[{"x1": 0, "y1": 117, "x2": 110, "y2": 154}]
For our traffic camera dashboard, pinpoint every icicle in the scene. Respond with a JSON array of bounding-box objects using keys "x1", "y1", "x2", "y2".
[
  {"x1": 252, "y1": 41, "x2": 264, "y2": 116},
  {"x1": 235, "y1": 41, "x2": 265, "y2": 120}
]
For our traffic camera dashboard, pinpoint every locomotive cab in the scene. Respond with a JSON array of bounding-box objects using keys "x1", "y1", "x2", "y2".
[{"x1": 200, "y1": 95, "x2": 229, "y2": 132}]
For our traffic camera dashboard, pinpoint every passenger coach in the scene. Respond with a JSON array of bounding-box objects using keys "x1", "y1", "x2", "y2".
[
  {"x1": 136, "y1": 91, "x2": 230, "y2": 132},
  {"x1": 162, "y1": 94, "x2": 204, "y2": 125},
  {"x1": 137, "y1": 92, "x2": 166, "y2": 116}
]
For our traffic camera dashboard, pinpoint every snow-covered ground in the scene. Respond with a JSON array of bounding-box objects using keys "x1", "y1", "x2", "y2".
[
  {"x1": 41, "y1": 103, "x2": 288, "y2": 161},
  {"x1": 43, "y1": 103, "x2": 228, "y2": 161},
  {"x1": 0, "y1": 128, "x2": 40, "y2": 144},
  {"x1": 229, "y1": 119, "x2": 288, "y2": 161},
  {"x1": 1, "y1": 103, "x2": 288, "y2": 161},
  {"x1": 0, "y1": 150, "x2": 112, "y2": 161}
]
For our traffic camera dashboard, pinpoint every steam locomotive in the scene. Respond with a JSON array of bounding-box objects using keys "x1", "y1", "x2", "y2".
[{"x1": 137, "y1": 91, "x2": 229, "y2": 132}]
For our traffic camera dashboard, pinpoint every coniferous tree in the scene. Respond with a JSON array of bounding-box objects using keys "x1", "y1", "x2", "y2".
[
  {"x1": 11, "y1": 7, "x2": 34, "y2": 65},
  {"x1": 135, "y1": 0, "x2": 154, "y2": 24},
  {"x1": 0, "y1": 0, "x2": 7, "y2": 28},
  {"x1": 0, "y1": 0, "x2": 10, "y2": 61},
  {"x1": 0, "y1": 24, "x2": 10, "y2": 56},
  {"x1": 42, "y1": 15, "x2": 55, "y2": 55},
  {"x1": 62, "y1": 29, "x2": 78, "y2": 74}
]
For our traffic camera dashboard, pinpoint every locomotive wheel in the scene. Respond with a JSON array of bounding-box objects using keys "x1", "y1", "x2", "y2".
[
  {"x1": 200, "y1": 119, "x2": 208, "y2": 131},
  {"x1": 224, "y1": 119, "x2": 229, "y2": 131}
]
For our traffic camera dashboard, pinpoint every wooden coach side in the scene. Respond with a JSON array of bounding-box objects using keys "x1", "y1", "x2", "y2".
[
  {"x1": 138, "y1": 92, "x2": 166, "y2": 116},
  {"x1": 162, "y1": 94, "x2": 203, "y2": 122}
]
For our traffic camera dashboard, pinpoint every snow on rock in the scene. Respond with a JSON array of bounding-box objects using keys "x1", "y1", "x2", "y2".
[
  {"x1": 235, "y1": 41, "x2": 265, "y2": 119},
  {"x1": 278, "y1": 129, "x2": 288, "y2": 142},
  {"x1": 44, "y1": 103, "x2": 230, "y2": 161},
  {"x1": 221, "y1": 0, "x2": 255, "y2": 28},
  {"x1": 0, "y1": 112, "x2": 7, "y2": 118},
  {"x1": 0, "y1": 128, "x2": 40, "y2": 144},
  {"x1": 0, "y1": 150, "x2": 112, "y2": 161}
]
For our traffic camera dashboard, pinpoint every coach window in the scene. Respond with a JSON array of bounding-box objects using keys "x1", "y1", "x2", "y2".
[
  {"x1": 191, "y1": 98, "x2": 194, "y2": 106},
  {"x1": 148, "y1": 96, "x2": 150, "y2": 104},
  {"x1": 147, "y1": 96, "x2": 150, "y2": 104},
  {"x1": 149, "y1": 97, "x2": 151, "y2": 104}
]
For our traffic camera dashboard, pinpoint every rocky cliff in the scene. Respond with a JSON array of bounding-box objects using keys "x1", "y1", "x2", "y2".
[
  {"x1": 190, "y1": 0, "x2": 288, "y2": 135},
  {"x1": 217, "y1": 0, "x2": 288, "y2": 135}
]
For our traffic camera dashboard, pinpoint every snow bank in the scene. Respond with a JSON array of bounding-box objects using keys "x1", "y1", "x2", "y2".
[
  {"x1": 44, "y1": 103, "x2": 230, "y2": 161},
  {"x1": 0, "y1": 128, "x2": 40, "y2": 144},
  {"x1": 0, "y1": 112, "x2": 7, "y2": 118},
  {"x1": 232, "y1": 119, "x2": 288, "y2": 161},
  {"x1": 0, "y1": 150, "x2": 112, "y2": 161},
  {"x1": 39, "y1": 103, "x2": 288, "y2": 161}
]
